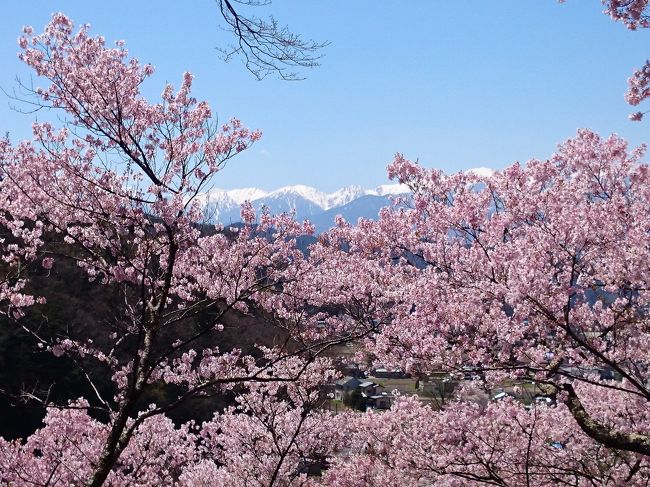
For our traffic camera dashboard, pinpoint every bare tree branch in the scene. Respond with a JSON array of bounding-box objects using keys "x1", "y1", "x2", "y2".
[{"x1": 216, "y1": 0, "x2": 329, "y2": 80}]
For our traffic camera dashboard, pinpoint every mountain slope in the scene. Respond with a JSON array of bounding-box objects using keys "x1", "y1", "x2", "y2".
[{"x1": 309, "y1": 194, "x2": 396, "y2": 233}]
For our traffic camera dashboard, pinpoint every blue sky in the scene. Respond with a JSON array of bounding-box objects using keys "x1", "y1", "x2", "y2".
[{"x1": 1, "y1": 1, "x2": 650, "y2": 191}]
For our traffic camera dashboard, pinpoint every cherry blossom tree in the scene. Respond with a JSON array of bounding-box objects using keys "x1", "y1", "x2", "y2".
[
  {"x1": 3, "y1": 10, "x2": 650, "y2": 487},
  {"x1": 0, "y1": 14, "x2": 364, "y2": 486},
  {"x1": 305, "y1": 129, "x2": 650, "y2": 485},
  {"x1": 584, "y1": 0, "x2": 650, "y2": 121},
  {"x1": 600, "y1": 0, "x2": 650, "y2": 121},
  {"x1": 603, "y1": 0, "x2": 650, "y2": 29}
]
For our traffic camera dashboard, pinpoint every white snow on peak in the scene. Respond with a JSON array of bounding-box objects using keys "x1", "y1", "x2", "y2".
[
  {"x1": 266, "y1": 185, "x2": 329, "y2": 208},
  {"x1": 194, "y1": 188, "x2": 233, "y2": 206},
  {"x1": 193, "y1": 170, "x2": 498, "y2": 229},
  {"x1": 197, "y1": 182, "x2": 412, "y2": 215},
  {"x1": 368, "y1": 183, "x2": 410, "y2": 196},
  {"x1": 198, "y1": 187, "x2": 268, "y2": 205},
  {"x1": 226, "y1": 187, "x2": 268, "y2": 204},
  {"x1": 465, "y1": 167, "x2": 494, "y2": 178},
  {"x1": 264, "y1": 184, "x2": 408, "y2": 210},
  {"x1": 326, "y1": 185, "x2": 366, "y2": 209}
]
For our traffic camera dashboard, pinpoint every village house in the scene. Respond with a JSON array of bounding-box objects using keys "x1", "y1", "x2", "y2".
[
  {"x1": 334, "y1": 376, "x2": 386, "y2": 403},
  {"x1": 334, "y1": 376, "x2": 362, "y2": 401},
  {"x1": 364, "y1": 392, "x2": 393, "y2": 410},
  {"x1": 370, "y1": 367, "x2": 411, "y2": 379},
  {"x1": 358, "y1": 380, "x2": 379, "y2": 396}
]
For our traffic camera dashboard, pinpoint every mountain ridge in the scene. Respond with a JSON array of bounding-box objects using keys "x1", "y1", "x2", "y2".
[{"x1": 197, "y1": 168, "x2": 493, "y2": 231}]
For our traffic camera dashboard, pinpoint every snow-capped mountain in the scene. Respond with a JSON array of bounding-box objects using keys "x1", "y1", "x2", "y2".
[
  {"x1": 325, "y1": 185, "x2": 367, "y2": 209},
  {"x1": 255, "y1": 187, "x2": 327, "y2": 221},
  {"x1": 247, "y1": 184, "x2": 371, "y2": 211},
  {"x1": 465, "y1": 167, "x2": 494, "y2": 178},
  {"x1": 227, "y1": 187, "x2": 269, "y2": 204},
  {"x1": 198, "y1": 168, "x2": 491, "y2": 232},
  {"x1": 310, "y1": 194, "x2": 397, "y2": 233},
  {"x1": 368, "y1": 183, "x2": 410, "y2": 196},
  {"x1": 198, "y1": 183, "x2": 409, "y2": 230}
]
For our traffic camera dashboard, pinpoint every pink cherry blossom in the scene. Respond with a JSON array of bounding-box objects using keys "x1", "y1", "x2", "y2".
[{"x1": 2, "y1": 11, "x2": 650, "y2": 487}]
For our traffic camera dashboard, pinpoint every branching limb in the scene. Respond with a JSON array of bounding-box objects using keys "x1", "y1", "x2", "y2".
[{"x1": 216, "y1": 0, "x2": 329, "y2": 80}]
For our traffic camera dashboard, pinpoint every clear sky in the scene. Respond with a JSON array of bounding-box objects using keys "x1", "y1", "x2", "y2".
[{"x1": 1, "y1": 1, "x2": 650, "y2": 192}]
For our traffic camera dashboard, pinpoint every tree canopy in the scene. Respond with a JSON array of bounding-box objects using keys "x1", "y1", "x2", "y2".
[{"x1": 0, "y1": 6, "x2": 649, "y2": 487}]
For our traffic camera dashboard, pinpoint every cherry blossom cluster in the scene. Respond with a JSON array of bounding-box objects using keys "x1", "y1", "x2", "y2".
[
  {"x1": 0, "y1": 14, "x2": 337, "y2": 487},
  {"x1": 318, "y1": 394, "x2": 649, "y2": 486},
  {"x1": 2, "y1": 11, "x2": 650, "y2": 487},
  {"x1": 594, "y1": 1, "x2": 650, "y2": 118},
  {"x1": 603, "y1": 0, "x2": 650, "y2": 29},
  {"x1": 303, "y1": 129, "x2": 650, "y2": 484}
]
